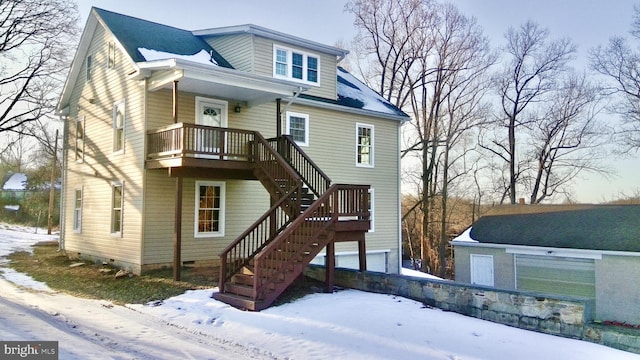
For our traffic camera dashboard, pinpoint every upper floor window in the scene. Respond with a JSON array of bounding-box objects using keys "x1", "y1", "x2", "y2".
[
  {"x1": 86, "y1": 55, "x2": 92, "y2": 82},
  {"x1": 113, "y1": 100, "x2": 125, "y2": 153},
  {"x1": 273, "y1": 45, "x2": 319, "y2": 85},
  {"x1": 356, "y1": 123, "x2": 374, "y2": 167},
  {"x1": 75, "y1": 116, "x2": 85, "y2": 162},
  {"x1": 286, "y1": 111, "x2": 309, "y2": 147},
  {"x1": 108, "y1": 42, "x2": 116, "y2": 69},
  {"x1": 111, "y1": 182, "x2": 123, "y2": 236}
]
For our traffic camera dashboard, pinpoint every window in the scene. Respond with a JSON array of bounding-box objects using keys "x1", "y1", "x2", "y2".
[
  {"x1": 275, "y1": 48, "x2": 288, "y2": 76},
  {"x1": 73, "y1": 188, "x2": 82, "y2": 232},
  {"x1": 195, "y1": 181, "x2": 225, "y2": 237},
  {"x1": 108, "y1": 42, "x2": 116, "y2": 69},
  {"x1": 286, "y1": 112, "x2": 309, "y2": 146},
  {"x1": 113, "y1": 100, "x2": 125, "y2": 153},
  {"x1": 273, "y1": 45, "x2": 319, "y2": 84},
  {"x1": 111, "y1": 182, "x2": 123, "y2": 235},
  {"x1": 356, "y1": 123, "x2": 374, "y2": 167},
  {"x1": 75, "y1": 116, "x2": 85, "y2": 162},
  {"x1": 86, "y1": 55, "x2": 92, "y2": 82}
]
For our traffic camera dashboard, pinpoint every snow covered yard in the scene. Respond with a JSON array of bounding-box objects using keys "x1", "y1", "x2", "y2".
[{"x1": 0, "y1": 225, "x2": 639, "y2": 359}]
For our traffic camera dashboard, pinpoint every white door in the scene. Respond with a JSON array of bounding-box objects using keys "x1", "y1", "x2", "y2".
[
  {"x1": 195, "y1": 97, "x2": 228, "y2": 157},
  {"x1": 470, "y1": 254, "x2": 494, "y2": 286}
]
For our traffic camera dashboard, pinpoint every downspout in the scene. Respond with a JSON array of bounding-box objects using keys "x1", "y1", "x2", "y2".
[{"x1": 278, "y1": 86, "x2": 305, "y2": 133}]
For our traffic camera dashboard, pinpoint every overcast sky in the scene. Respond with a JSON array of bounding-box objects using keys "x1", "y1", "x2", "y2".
[{"x1": 75, "y1": 0, "x2": 640, "y2": 203}]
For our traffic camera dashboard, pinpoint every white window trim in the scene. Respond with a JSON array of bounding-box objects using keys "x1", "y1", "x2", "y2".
[
  {"x1": 286, "y1": 111, "x2": 310, "y2": 147},
  {"x1": 194, "y1": 181, "x2": 226, "y2": 238},
  {"x1": 111, "y1": 181, "x2": 123, "y2": 237},
  {"x1": 107, "y1": 42, "x2": 116, "y2": 69},
  {"x1": 356, "y1": 123, "x2": 374, "y2": 168},
  {"x1": 470, "y1": 254, "x2": 494, "y2": 286},
  {"x1": 86, "y1": 55, "x2": 92, "y2": 82},
  {"x1": 112, "y1": 100, "x2": 125, "y2": 154},
  {"x1": 272, "y1": 44, "x2": 320, "y2": 86},
  {"x1": 73, "y1": 187, "x2": 83, "y2": 233},
  {"x1": 75, "y1": 116, "x2": 85, "y2": 163}
]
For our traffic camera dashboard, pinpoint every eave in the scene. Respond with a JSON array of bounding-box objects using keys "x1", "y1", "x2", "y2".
[
  {"x1": 449, "y1": 240, "x2": 640, "y2": 258},
  {"x1": 132, "y1": 59, "x2": 308, "y2": 105}
]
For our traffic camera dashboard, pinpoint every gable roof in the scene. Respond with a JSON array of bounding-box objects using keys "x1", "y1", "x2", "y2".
[
  {"x1": 465, "y1": 205, "x2": 640, "y2": 253},
  {"x1": 59, "y1": 8, "x2": 411, "y2": 122},
  {"x1": 94, "y1": 8, "x2": 232, "y2": 68}
]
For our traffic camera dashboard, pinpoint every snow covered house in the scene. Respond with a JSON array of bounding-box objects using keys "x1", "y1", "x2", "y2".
[
  {"x1": 1, "y1": 173, "x2": 28, "y2": 201},
  {"x1": 56, "y1": 8, "x2": 409, "y2": 310},
  {"x1": 451, "y1": 205, "x2": 640, "y2": 325}
]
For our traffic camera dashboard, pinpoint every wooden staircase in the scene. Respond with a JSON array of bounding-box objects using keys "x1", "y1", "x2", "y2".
[{"x1": 213, "y1": 135, "x2": 370, "y2": 311}]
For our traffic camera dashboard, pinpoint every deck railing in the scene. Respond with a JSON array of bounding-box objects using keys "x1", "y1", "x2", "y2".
[
  {"x1": 147, "y1": 123, "x2": 255, "y2": 160},
  {"x1": 252, "y1": 184, "x2": 370, "y2": 304}
]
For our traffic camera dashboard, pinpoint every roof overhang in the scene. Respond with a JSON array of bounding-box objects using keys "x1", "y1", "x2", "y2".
[
  {"x1": 450, "y1": 240, "x2": 640, "y2": 259},
  {"x1": 193, "y1": 24, "x2": 349, "y2": 59},
  {"x1": 295, "y1": 97, "x2": 410, "y2": 122},
  {"x1": 133, "y1": 59, "x2": 308, "y2": 105}
]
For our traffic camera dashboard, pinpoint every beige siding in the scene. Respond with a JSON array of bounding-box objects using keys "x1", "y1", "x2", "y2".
[
  {"x1": 61, "y1": 23, "x2": 145, "y2": 272},
  {"x1": 204, "y1": 34, "x2": 254, "y2": 72}
]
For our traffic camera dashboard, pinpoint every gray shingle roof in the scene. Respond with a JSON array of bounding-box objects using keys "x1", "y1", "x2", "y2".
[
  {"x1": 94, "y1": 8, "x2": 232, "y2": 68},
  {"x1": 469, "y1": 205, "x2": 640, "y2": 252}
]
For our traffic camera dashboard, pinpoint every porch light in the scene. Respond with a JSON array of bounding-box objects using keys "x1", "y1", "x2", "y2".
[{"x1": 234, "y1": 104, "x2": 241, "y2": 113}]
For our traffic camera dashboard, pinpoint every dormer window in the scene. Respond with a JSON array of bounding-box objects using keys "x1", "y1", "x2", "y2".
[{"x1": 273, "y1": 45, "x2": 319, "y2": 85}]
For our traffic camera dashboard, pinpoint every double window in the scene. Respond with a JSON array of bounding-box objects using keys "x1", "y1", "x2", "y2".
[
  {"x1": 273, "y1": 45, "x2": 319, "y2": 84},
  {"x1": 111, "y1": 182, "x2": 123, "y2": 236},
  {"x1": 356, "y1": 123, "x2": 374, "y2": 167},
  {"x1": 113, "y1": 100, "x2": 125, "y2": 153},
  {"x1": 195, "y1": 181, "x2": 226, "y2": 237},
  {"x1": 285, "y1": 111, "x2": 309, "y2": 146}
]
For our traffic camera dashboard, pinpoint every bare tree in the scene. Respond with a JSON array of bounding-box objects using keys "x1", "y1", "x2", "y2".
[
  {"x1": 590, "y1": 5, "x2": 640, "y2": 152},
  {"x1": 0, "y1": 0, "x2": 79, "y2": 134},
  {"x1": 526, "y1": 72, "x2": 608, "y2": 203},
  {"x1": 482, "y1": 21, "x2": 576, "y2": 204},
  {"x1": 347, "y1": 0, "x2": 493, "y2": 276}
]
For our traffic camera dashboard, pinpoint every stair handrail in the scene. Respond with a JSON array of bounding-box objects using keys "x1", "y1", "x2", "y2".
[
  {"x1": 252, "y1": 184, "x2": 370, "y2": 302},
  {"x1": 267, "y1": 135, "x2": 331, "y2": 197},
  {"x1": 218, "y1": 132, "x2": 303, "y2": 293},
  {"x1": 218, "y1": 186, "x2": 300, "y2": 293}
]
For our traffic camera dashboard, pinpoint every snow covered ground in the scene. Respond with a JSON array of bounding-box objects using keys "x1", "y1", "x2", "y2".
[{"x1": 0, "y1": 224, "x2": 638, "y2": 359}]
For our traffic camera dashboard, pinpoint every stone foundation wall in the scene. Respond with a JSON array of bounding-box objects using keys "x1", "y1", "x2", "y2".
[
  {"x1": 305, "y1": 266, "x2": 640, "y2": 354},
  {"x1": 305, "y1": 266, "x2": 593, "y2": 337}
]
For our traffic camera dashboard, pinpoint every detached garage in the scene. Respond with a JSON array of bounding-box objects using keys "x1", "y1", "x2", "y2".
[{"x1": 451, "y1": 204, "x2": 640, "y2": 325}]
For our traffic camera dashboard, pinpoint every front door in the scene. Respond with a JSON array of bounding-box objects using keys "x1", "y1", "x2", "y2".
[
  {"x1": 195, "y1": 97, "x2": 228, "y2": 158},
  {"x1": 470, "y1": 254, "x2": 494, "y2": 286}
]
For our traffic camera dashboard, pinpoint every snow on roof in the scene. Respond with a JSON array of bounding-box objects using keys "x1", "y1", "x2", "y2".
[
  {"x1": 450, "y1": 227, "x2": 477, "y2": 243},
  {"x1": 337, "y1": 67, "x2": 407, "y2": 117},
  {"x1": 138, "y1": 48, "x2": 218, "y2": 66},
  {"x1": 94, "y1": 8, "x2": 232, "y2": 68},
  {"x1": 2, "y1": 173, "x2": 27, "y2": 191}
]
